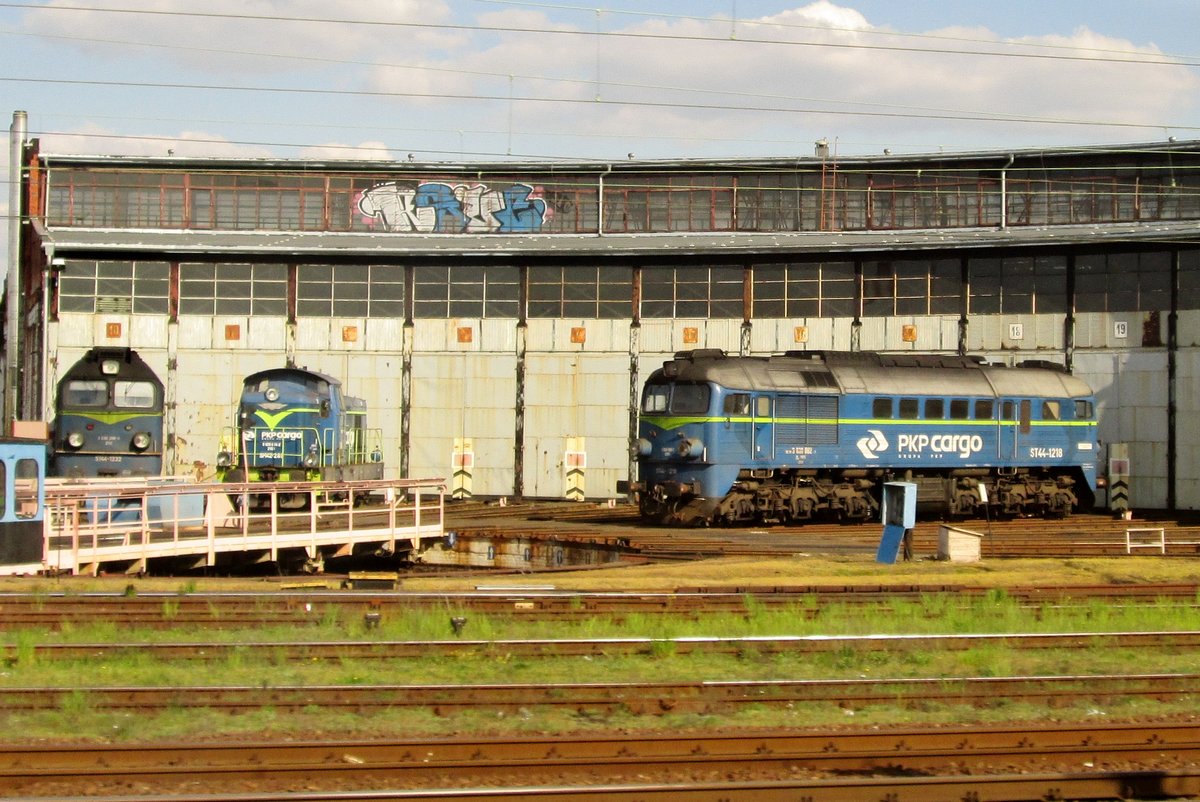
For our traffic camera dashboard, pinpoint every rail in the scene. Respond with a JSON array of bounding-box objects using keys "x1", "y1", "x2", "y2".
[{"x1": 29, "y1": 476, "x2": 446, "y2": 576}]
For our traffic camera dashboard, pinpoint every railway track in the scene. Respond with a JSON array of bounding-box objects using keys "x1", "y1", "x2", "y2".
[
  {"x1": 1, "y1": 582, "x2": 1197, "y2": 629},
  {"x1": 6, "y1": 506, "x2": 1199, "y2": 800},
  {"x1": 442, "y1": 505, "x2": 1200, "y2": 560},
  {"x1": 1, "y1": 672, "x2": 1197, "y2": 715},
  {"x1": 5, "y1": 629, "x2": 1199, "y2": 661},
  {"x1": 14, "y1": 772, "x2": 1200, "y2": 802},
  {"x1": 7, "y1": 722, "x2": 1200, "y2": 799}
]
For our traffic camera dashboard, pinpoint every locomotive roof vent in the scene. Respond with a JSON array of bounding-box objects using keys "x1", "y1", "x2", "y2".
[
  {"x1": 673, "y1": 348, "x2": 726, "y2": 361},
  {"x1": 1015, "y1": 359, "x2": 1069, "y2": 373}
]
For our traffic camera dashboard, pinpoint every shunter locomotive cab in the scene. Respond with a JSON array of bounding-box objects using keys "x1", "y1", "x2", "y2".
[
  {"x1": 52, "y1": 348, "x2": 164, "y2": 479},
  {"x1": 217, "y1": 371, "x2": 333, "y2": 483},
  {"x1": 216, "y1": 367, "x2": 385, "y2": 488}
]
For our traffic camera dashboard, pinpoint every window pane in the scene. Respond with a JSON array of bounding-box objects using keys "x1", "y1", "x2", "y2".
[
  {"x1": 216, "y1": 295, "x2": 251, "y2": 315},
  {"x1": 114, "y1": 381, "x2": 157, "y2": 408},
  {"x1": 15, "y1": 459, "x2": 39, "y2": 519},
  {"x1": 670, "y1": 384, "x2": 710, "y2": 413},
  {"x1": 64, "y1": 380, "x2": 108, "y2": 407}
]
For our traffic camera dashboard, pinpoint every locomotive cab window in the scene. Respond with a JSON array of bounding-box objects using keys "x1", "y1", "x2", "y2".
[
  {"x1": 642, "y1": 385, "x2": 670, "y2": 413},
  {"x1": 669, "y1": 383, "x2": 710, "y2": 414},
  {"x1": 1042, "y1": 401, "x2": 1060, "y2": 421},
  {"x1": 114, "y1": 381, "x2": 157, "y2": 409},
  {"x1": 872, "y1": 398, "x2": 893, "y2": 418},
  {"x1": 755, "y1": 396, "x2": 772, "y2": 417},
  {"x1": 1074, "y1": 400, "x2": 1094, "y2": 419},
  {"x1": 63, "y1": 380, "x2": 108, "y2": 407}
]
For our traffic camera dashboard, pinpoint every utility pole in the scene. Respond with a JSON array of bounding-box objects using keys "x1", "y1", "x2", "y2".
[{"x1": 6, "y1": 110, "x2": 28, "y2": 431}]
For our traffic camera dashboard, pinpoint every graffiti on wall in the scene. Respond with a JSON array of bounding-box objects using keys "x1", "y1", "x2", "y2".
[{"x1": 358, "y1": 181, "x2": 551, "y2": 233}]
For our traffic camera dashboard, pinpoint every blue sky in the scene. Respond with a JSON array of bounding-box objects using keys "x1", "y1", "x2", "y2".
[{"x1": 1, "y1": 0, "x2": 1197, "y2": 164}]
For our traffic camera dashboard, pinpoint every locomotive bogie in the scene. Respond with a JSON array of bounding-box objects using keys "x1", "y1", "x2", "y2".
[{"x1": 626, "y1": 350, "x2": 1100, "y2": 527}]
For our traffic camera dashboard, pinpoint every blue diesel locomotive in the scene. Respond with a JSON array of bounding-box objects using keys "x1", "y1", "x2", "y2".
[
  {"x1": 51, "y1": 348, "x2": 164, "y2": 479},
  {"x1": 619, "y1": 350, "x2": 1100, "y2": 526},
  {"x1": 216, "y1": 367, "x2": 384, "y2": 485}
]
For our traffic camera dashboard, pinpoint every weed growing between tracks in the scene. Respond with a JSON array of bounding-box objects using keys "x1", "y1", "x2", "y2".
[
  {"x1": 4, "y1": 692, "x2": 1196, "y2": 745},
  {"x1": 2, "y1": 593, "x2": 1199, "y2": 742}
]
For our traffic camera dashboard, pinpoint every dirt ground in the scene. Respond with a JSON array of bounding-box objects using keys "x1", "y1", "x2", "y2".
[{"x1": 2, "y1": 553, "x2": 1198, "y2": 594}]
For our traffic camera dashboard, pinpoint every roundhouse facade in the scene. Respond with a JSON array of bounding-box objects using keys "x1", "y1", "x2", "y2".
[{"x1": 8, "y1": 128, "x2": 1200, "y2": 510}]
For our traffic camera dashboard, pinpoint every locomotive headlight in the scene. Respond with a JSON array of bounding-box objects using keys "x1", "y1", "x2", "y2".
[
  {"x1": 216, "y1": 450, "x2": 232, "y2": 467},
  {"x1": 633, "y1": 438, "x2": 653, "y2": 457},
  {"x1": 304, "y1": 443, "x2": 319, "y2": 467},
  {"x1": 676, "y1": 437, "x2": 704, "y2": 459},
  {"x1": 66, "y1": 431, "x2": 85, "y2": 449},
  {"x1": 265, "y1": 387, "x2": 279, "y2": 402},
  {"x1": 131, "y1": 432, "x2": 152, "y2": 451}
]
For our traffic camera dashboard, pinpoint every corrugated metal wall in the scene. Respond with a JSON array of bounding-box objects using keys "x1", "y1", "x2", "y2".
[{"x1": 48, "y1": 300, "x2": 1199, "y2": 509}]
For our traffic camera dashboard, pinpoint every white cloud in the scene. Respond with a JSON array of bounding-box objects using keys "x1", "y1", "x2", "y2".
[
  {"x1": 12, "y1": 2, "x2": 1200, "y2": 160},
  {"x1": 434, "y1": 2, "x2": 1200, "y2": 154}
]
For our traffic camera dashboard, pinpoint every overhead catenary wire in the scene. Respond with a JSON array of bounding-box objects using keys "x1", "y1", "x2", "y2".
[
  {"x1": 5, "y1": 77, "x2": 1196, "y2": 135},
  {"x1": 475, "y1": 0, "x2": 1200, "y2": 65},
  {"x1": 0, "y1": 2, "x2": 1196, "y2": 162},
  {"x1": 2, "y1": 1, "x2": 1196, "y2": 67},
  {"x1": 0, "y1": 11, "x2": 1190, "y2": 127}
]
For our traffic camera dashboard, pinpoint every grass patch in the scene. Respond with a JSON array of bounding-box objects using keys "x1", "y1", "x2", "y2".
[{"x1": 2, "y1": 591, "x2": 1199, "y2": 743}]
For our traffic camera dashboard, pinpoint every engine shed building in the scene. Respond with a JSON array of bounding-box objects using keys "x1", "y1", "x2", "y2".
[{"x1": 7, "y1": 120, "x2": 1200, "y2": 510}]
